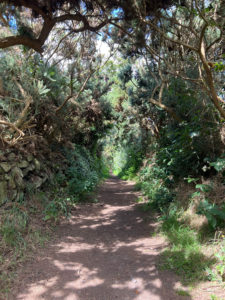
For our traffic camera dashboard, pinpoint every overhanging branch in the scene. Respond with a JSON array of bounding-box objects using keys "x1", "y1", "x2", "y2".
[
  {"x1": 0, "y1": 36, "x2": 43, "y2": 52},
  {"x1": 0, "y1": 11, "x2": 109, "y2": 53}
]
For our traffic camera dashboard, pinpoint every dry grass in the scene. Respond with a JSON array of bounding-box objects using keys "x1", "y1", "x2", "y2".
[
  {"x1": 175, "y1": 175, "x2": 225, "y2": 232},
  {"x1": 0, "y1": 194, "x2": 53, "y2": 298},
  {"x1": 174, "y1": 181, "x2": 207, "y2": 230}
]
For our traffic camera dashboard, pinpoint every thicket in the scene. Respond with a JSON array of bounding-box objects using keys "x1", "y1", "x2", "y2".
[{"x1": 107, "y1": 54, "x2": 225, "y2": 223}]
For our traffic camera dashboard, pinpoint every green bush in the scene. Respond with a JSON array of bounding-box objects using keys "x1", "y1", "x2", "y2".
[
  {"x1": 138, "y1": 161, "x2": 174, "y2": 211},
  {"x1": 65, "y1": 147, "x2": 99, "y2": 196},
  {"x1": 43, "y1": 196, "x2": 77, "y2": 222},
  {"x1": 157, "y1": 123, "x2": 202, "y2": 179},
  {"x1": 112, "y1": 146, "x2": 143, "y2": 179},
  {"x1": 197, "y1": 200, "x2": 225, "y2": 230},
  {"x1": 59, "y1": 145, "x2": 108, "y2": 198},
  {"x1": 43, "y1": 145, "x2": 109, "y2": 221}
]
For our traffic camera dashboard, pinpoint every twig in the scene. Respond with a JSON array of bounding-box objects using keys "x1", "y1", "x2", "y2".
[
  {"x1": 0, "y1": 95, "x2": 24, "y2": 103},
  {"x1": 0, "y1": 120, "x2": 25, "y2": 136},
  {"x1": 56, "y1": 71, "x2": 94, "y2": 113},
  {"x1": 14, "y1": 82, "x2": 33, "y2": 128}
]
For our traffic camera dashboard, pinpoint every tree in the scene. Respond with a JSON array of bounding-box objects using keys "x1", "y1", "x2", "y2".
[
  {"x1": 135, "y1": 0, "x2": 225, "y2": 119},
  {"x1": 107, "y1": 0, "x2": 225, "y2": 120},
  {"x1": 0, "y1": 0, "x2": 175, "y2": 53},
  {"x1": 0, "y1": 28, "x2": 114, "y2": 148}
]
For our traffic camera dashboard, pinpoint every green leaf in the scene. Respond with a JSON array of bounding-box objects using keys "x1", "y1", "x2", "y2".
[
  {"x1": 210, "y1": 158, "x2": 225, "y2": 172},
  {"x1": 195, "y1": 184, "x2": 212, "y2": 193}
]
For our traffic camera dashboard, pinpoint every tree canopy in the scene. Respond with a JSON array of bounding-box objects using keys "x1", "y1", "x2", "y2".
[{"x1": 0, "y1": 0, "x2": 175, "y2": 52}]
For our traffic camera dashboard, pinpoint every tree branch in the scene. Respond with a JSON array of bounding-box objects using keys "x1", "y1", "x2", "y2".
[
  {"x1": 142, "y1": 17, "x2": 198, "y2": 52},
  {"x1": 199, "y1": 30, "x2": 225, "y2": 119},
  {"x1": 0, "y1": 120, "x2": 25, "y2": 136},
  {"x1": 149, "y1": 98, "x2": 182, "y2": 122},
  {"x1": 14, "y1": 82, "x2": 33, "y2": 129},
  {"x1": 56, "y1": 72, "x2": 93, "y2": 113},
  {"x1": 0, "y1": 35, "x2": 43, "y2": 52},
  {"x1": 0, "y1": 10, "x2": 109, "y2": 53}
]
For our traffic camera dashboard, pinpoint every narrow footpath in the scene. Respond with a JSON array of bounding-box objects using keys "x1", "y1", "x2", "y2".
[{"x1": 10, "y1": 176, "x2": 191, "y2": 300}]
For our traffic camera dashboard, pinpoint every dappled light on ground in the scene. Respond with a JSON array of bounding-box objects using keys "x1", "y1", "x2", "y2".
[{"x1": 11, "y1": 177, "x2": 190, "y2": 300}]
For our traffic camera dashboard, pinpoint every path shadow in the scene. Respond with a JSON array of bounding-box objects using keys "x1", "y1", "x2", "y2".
[{"x1": 11, "y1": 177, "x2": 192, "y2": 300}]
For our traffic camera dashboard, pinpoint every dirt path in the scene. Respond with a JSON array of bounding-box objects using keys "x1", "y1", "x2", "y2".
[{"x1": 10, "y1": 176, "x2": 191, "y2": 300}]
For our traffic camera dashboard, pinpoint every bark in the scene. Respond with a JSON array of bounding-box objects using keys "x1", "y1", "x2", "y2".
[
  {"x1": 14, "y1": 82, "x2": 33, "y2": 129},
  {"x1": 0, "y1": 36, "x2": 43, "y2": 52},
  {"x1": 149, "y1": 98, "x2": 182, "y2": 122},
  {"x1": 0, "y1": 10, "x2": 109, "y2": 53},
  {"x1": 198, "y1": 26, "x2": 225, "y2": 120}
]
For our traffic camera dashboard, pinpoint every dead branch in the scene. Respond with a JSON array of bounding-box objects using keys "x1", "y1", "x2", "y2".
[
  {"x1": 14, "y1": 82, "x2": 33, "y2": 129},
  {"x1": 56, "y1": 50, "x2": 115, "y2": 113},
  {"x1": 56, "y1": 71, "x2": 94, "y2": 113},
  {"x1": 0, "y1": 95, "x2": 25, "y2": 103},
  {"x1": 0, "y1": 120, "x2": 25, "y2": 136}
]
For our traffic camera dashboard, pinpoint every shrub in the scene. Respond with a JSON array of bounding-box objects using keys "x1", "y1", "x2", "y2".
[
  {"x1": 138, "y1": 160, "x2": 174, "y2": 211},
  {"x1": 113, "y1": 146, "x2": 143, "y2": 179},
  {"x1": 197, "y1": 200, "x2": 225, "y2": 230},
  {"x1": 62, "y1": 145, "x2": 106, "y2": 197}
]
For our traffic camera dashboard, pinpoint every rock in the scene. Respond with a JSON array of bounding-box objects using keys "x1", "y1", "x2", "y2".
[
  {"x1": 27, "y1": 154, "x2": 33, "y2": 162},
  {"x1": 47, "y1": 173, "x2": 54, "y2": 184},
  {"x1": 5, "y1": 174, "x2": 10, "y2": 180},
  {"x1": 41, "y1": 174, "x2": 48, "y2": 184},
  {"x1": 11, "y1": 166, "x2": 24, "y2": 178},
  {"x1": 22, "y1": 164, "x2": 35, "y2": 176},
  {"x1": 8, "y1": 189, "x2": 17, "y2": 200},
  {"x1": 7, "y1": 152, "x2": 16, "y2": 161},
  {"x1": 8, "y1": 176, "x2": 16, "y2": 189},
  {"x1": 0, "y1": 181, "x2": 7, "y2": 204},
  {"x1": 11, "y1": 167, "x2": 24, "y2": 187},
  {"x1": 0, "y1": 150, "x2": 6, "y2": 161},
  {"x1": 17, "y1": 160, "x2": 29, "y2": 169},
  {"x1": 31, "y1": 175, "x2": 43, "y2": 188},
  {"x1": 0, "y1": 162, "x2": 12, "y2": 172},
  {"x1": 0, "y1": 155, "x2": 7, "y2": 161},
  {"x1": 34, "y1": 158, "x2": 41, "y2": 171}
]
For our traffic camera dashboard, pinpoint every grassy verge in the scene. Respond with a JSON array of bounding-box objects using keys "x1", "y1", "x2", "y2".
[
  {"x1": 131, "y1": 156, "x2": 225, "y2": 289},
  {"x1": 0, "y1": 194, "x2": 52, "y2": 297},
  {"x1": 158, "y1": 211, "x2": 217, "y2": 285}
]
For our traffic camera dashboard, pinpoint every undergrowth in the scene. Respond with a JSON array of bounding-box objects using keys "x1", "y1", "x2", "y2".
[
  {"x1": 159, "y1": 210, "x2": 216, "y2": 285},
  {"x1": 114, "y1": 140, "x2": 225, "y2": 289},
  {"x1": 43, "y1": 145, "x2": 109, "y2": 222},
  {"x1": 0, "y1": 198, "x2": 51, "y2": 296}
]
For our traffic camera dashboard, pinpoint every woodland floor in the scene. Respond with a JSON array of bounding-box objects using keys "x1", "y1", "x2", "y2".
[{"x1": 7, "y1": 176, "x2": 224, "y2": 300}]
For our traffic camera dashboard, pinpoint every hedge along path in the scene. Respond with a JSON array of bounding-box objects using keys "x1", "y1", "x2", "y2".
[{"x1": 10, "y1": 176, "x2": 190, "y2": 300}]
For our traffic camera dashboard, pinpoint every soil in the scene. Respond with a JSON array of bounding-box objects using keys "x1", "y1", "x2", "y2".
[{"x1": 7, "y1": 176, "x2": 224, "y2": 300}]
